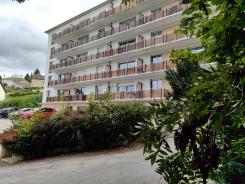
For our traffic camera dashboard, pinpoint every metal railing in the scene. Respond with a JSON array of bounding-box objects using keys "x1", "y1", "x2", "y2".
[
  {"x1": 48, "y1": 62, "x2": 174, "y2": 86},
  {"x1": 49, "y1": 32, "x2": 186, "y2": 71},
  {"x1": 51, "y1": 3, "x2": 188, "y2": 54},
  {"x1": 46, "y1": 88, "x2": 171, "y2": 102}
]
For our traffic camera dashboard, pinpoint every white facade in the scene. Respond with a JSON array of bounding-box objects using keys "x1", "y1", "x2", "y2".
[
  {"x1": 43, "y1": 0, "x2": 200, "y2": 110},
  {"x1": 0, "y1": 83, "x2": 6, "y2": 101}
]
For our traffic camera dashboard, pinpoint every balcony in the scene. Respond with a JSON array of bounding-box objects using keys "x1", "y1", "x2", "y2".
[
  {"x1": 49, "y1": 32, "x2": 188, "y2": 72},
  {"x1": 48, "y1": 61, "x2": 175, "y2": 87},
  {"x1": 46, "y1": 88, "x2": 171, "y2": 103},
  {"x1": 51, "y1": 3, "x2": 188, "y2": 55},
  {"x1": 52, "y1": 0, "x2": 145, "y2": 43}
]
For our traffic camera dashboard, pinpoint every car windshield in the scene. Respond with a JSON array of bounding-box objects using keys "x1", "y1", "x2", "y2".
[
  {"x1": 39, "y1": 108, "x2": 54, "y2": 112},
  {"x1": 21, "y1": 108, "x2": 31, "y2": 112}
]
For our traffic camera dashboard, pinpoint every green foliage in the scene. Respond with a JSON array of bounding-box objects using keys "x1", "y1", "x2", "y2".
[
  {"x1": 180, "y1": 0, "x2": 245, "y2": 65},
  {"x1": 13, "y1": 0, "x2": 26, "y2": 3},
  {"x1": 7, "y1": 89, "x2": 40, "y2": 97},
  {"x1": 136, "y1": 0, "x2": 245, "y2": 183},
  {"x1": 4, "y1": 100, "x2": 148, "y2": 159},
  {"x1": 24, "y1": 73, "x2": 31, "y2": 83},
  {"x1": 166, "y1": 49, "x2": 203, "y2": 99},
  {"x1": 0, "y1": 93, "x2": 42, "y2": 108},
  {"x1": 210, "y1": 138, "x2": 245, "y2": 183},
  {"x1": 33, "y1": 68, "x2": 40, "y2": 75}
]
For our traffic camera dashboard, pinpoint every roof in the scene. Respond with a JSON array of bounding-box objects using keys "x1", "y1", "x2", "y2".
[
  {"x1": 32, "y1": 74, "x2": 45, "y2": 80},
  {"x1": 0, "y1": 82, "x2": 6, "y2": 93},
  {"x1": 45, "y1": 0, "x2": 110, "y2": 34},
  {"x1": 4, "y1": 77, "x2": 29, "y2": 83}
]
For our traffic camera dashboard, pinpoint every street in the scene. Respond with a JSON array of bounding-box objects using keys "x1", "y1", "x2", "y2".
[{"x1": 0, "y1": 148, "x2": 162, "y2": 184}]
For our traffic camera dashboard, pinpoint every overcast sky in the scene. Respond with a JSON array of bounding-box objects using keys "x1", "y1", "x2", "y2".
[{"x1": 0, "y1": 0, "x2": 104, "y2": 77}]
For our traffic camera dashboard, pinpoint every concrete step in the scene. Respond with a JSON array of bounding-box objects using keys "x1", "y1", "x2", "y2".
[{"x1": 1, "y1": 154, "x2": 23, "y2": 164}]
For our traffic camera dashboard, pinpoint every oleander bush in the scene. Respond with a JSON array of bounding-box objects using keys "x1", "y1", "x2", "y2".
[{"x1": 2, "y1": 100, "x2": 148, "y2": 159}]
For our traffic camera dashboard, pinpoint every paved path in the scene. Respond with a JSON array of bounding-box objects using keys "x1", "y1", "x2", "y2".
[
  {"x1": 0, "y1": 119, "x2": 12, "y2": 133},
  {"x1": 0, "y1": 148, "x2": 163, "y2": 184}
]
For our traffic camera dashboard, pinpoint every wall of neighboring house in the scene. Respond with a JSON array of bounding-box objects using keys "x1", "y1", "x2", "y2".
[
  {"x1": 3, "y1": 79, "x2": 16, "y2": 87},
  {"x1": 31, "y1": 79, "x2": 44, "y2": 88},
  {"x1": 0, "y1": 85, "x2": 6, "y2": 101}
]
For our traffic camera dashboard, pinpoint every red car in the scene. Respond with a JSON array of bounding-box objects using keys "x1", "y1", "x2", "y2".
[{"x1": 22, "y1": 107, "x2": 56, "y2": 119}]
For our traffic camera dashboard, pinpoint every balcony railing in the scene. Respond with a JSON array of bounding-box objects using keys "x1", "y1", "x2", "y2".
[
  {"x1": 52, "y1": 0, "x2": 144, "y2": 42},
  {"x1": 49, "y1": 32, "x2": 186, "y2": 71},
  {"x1": 51, "y1": 3, "x2": 188, "y2": 54},
  {"x1": 48, "y1": 61, "x2": 176, "y2": 87},
  {"x1": 46, "y1": 88, "x2": 171, "y2": 102}
]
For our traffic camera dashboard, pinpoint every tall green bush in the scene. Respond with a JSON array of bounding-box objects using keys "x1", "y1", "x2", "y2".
[
  {"x1": 0, "y1": 93, "x2": 42, "y2": 108},
  {"x1": 134, "y1": 0, "x2": 245, "y2": 183},
  {"x1": 4, "y1": 100, "x2": 148, "y2": 159}
]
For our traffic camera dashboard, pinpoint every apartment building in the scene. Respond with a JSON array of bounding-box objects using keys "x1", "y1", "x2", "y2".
[{"x1": 43, "y1": 0, "x2": 200, "y2": 110}]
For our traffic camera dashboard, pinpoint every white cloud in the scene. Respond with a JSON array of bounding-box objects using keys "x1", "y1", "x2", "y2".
[{"x1": 0, "y1": 0, "x2": 104, "y2": 77}]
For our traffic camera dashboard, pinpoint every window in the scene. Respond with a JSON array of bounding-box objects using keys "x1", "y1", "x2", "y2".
[
  {"x1": 119, "y1": 61, "x2": 135, "y2": 70},
  {"x1": 64, "y1": 90, "x2": 70, "y2": 96},
  {"x1": 118, "y1": 85, "x2": 135, "y2": 92},
  {"x1": 96, "y1": 65, "x2": 104, "y2": 73},
  {"x1": 57, "y1": 89, "x2": 69, "y2": 96},
  {"x1": 151, "y1": 55, "x2": 162, "y2": 64},
  {"x1": 48, "y1": 76, "x2": 52, "y2": 82},
  {"x1": 47, "y1": 90, "x2": 51, "y2": 97},
  {"x1": 61, "y1": 43, "x2": 68, "y2": 51},
  {"x1": 119, "y1": 18, "x2": 136, "y2": 30},
  {"x1": 151, "y1": 8, "x2": 161, "y2": 14},
  {"x1": 151, "y1": 80, "x2": 162, "y2": 90},
  {"x1": 58, "y1": 74, "x2": 65, "y2": 81},
  {"x1": 78, "y1": 35, "x2": 89, "y2": 45},
  {"x1": 50, "y1": 47, "x2": 55, "y2": 56},
  {"x1": 98, "y1": 28, "x2": 106, "y2": 38},
  {"x1": 95, "y1": 85, "x2": 103, "y2": 94},
  {"x1": 57, "y1": 89, "x2": 64, "y2": 96},
  {"x1": 119, "y1": 38, "x2": 136, "y2": 47},
  {"x1": 168, "y1": 5, "x2": 178, "y2": 15},
  {"x1": 75, "y1": 87, "x2": 86, "y2": 95},
  {"x1": 151, "y1": 30, "x2": 162, "y2": 38},
  {"x1": 78, "y1": 51, "x2": 88, "y2": 58}
]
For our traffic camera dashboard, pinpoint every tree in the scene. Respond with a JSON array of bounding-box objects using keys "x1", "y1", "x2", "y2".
[
  {"x1": 24, "y1": 73, "x2": 31, "y2": 83},
  {"x1": 137, "y1": 0, "x2": 245, "y2": 183},
  {"x1": 0, "y1": 75, "x2": 2, "y2": 83},
  {"x1": 13, "y1": 0, "x2": 26, "y2": 3},
  {"x1": 33, "y1": 68, "x2": 40, "y2": 75}
]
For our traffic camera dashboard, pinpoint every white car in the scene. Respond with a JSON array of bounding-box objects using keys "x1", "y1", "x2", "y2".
[{"x1": 9, "y1": 108, "x2": 33, "y2": 119}]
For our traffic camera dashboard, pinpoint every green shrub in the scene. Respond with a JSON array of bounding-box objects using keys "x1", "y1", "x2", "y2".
[
  {"x1": 0, "y1": 93, "x2": 42, "y2": 109},
  {"x1": 4, "y1": 100, "x2": 148, "y2": 159},
  {"x1": 7, "y1": 90, "x2": 40, "y2": 97}
]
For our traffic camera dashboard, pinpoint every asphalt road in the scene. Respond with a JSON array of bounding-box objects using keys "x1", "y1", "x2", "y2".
[{"x1": 0, "y1": 148, "x2": 163, "y2": 184}]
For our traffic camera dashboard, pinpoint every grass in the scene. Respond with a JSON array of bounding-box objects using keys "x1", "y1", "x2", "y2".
[{"x1": 0, "y1": 93, "x2": 42, "y2": 109}]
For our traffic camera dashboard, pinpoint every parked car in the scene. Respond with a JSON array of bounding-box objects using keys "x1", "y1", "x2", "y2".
[
  {"x1": 0, "y1": 107, "x2": 16, "y2": 119},
  {"x1": 0, "y1": 109, "x2": 3, "y2": 118},
  {"x1": 20, "y1": 108, "x2": 33, "y2": 119},
  {"x1": 23, "y1": 107, "x2": 56, "y2": 119},
  {"x1": 9, "y1": 108, "x2": 33, "y2": 119}
]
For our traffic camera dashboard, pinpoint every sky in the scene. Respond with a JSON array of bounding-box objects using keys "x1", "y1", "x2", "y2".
[{"x1": 0, "y1": 0, "x2": 104, "y2": 77}]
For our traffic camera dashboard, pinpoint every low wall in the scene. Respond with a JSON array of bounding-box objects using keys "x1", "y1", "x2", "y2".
[{"x1": 0, "y1": 144, "x2": 11, "y2": 158}]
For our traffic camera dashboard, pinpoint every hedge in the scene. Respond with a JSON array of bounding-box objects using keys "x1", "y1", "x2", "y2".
[
  {"x1": 0, "y1": 93, "x2": 42, "y2": 109},
  {"x1": 2, "y1": 101, "x2": 148, "y2": 159}
]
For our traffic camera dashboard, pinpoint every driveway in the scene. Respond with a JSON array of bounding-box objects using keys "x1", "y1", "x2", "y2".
[
  {"x1": 0, "y1": 148, "x2": 163, "y2": 184},
  {"x1": 0, "y1": 118, "x2": 12, "y2": 133}
]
